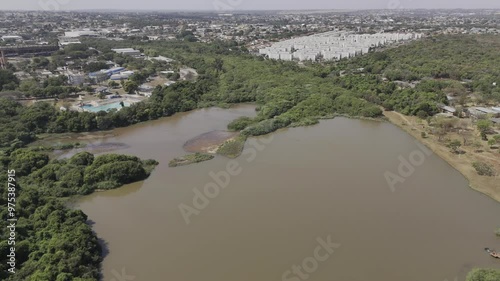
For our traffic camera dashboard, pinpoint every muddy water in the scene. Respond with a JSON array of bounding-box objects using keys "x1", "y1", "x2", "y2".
[{"x1": 73, "y1": 104, "x2": 500, "y2": 281}]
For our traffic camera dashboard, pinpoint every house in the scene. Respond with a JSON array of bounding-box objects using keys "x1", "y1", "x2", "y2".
[
  {"x1": 160, "y1": 70, "x2": 175, "y2": 75},
  {"x1": 111, "y1": 48, "x2": 142, "y2": 57},
  {"x1": 138, "y1": 84, "x2": 154, "y2": 93},
  {"x1": 468, "y1": 107, "x2": 500, "y2": 118},
  {"x1": 67, "y1": 71, "x2": 85, "y2": 85},
  {"x1": 95, "y1": 87, "x2": 108, "y2": 94},
  {"x1": 476, "y1": 107, "x2": 500, "y2": 117},
  {"x1": 64, "y1": 30, "x2": 99, "y2": 38},
  {"x1": 438, "y1": 104, "x2": 456, "y2": 114},
  {"x1": 2, "y1": 35, "x2": 23, "y2": 42},
  {"x1": 150, "y1": 56, "x2": 175, "y2": 63},
  {"x1": 58, "y1": 37, "x2": 81, "y2": 46}
]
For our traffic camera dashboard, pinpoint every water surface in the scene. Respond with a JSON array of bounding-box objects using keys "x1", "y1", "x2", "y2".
[{"x1": 74, "y1": 104, "x2": 500, "y2": 281}]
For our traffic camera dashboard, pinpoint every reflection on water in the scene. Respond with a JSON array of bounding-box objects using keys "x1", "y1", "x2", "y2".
[{"x1": 73, "y1": 104, "x2": 500, "y2": 281}]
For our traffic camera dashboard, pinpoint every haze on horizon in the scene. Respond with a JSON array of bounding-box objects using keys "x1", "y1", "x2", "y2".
[{"x1": 1, "y1": 0, "x2": 499, "y2": 11}]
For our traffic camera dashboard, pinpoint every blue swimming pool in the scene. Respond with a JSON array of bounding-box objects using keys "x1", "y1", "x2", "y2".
[{"x1": 82, "y1": 102, "x2": 130, "y2": 112}]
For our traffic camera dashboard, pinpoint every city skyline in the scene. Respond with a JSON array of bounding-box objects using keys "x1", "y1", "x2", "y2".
[{"x1": 1, "y1": 0, "x2": 500, "y2": 11}]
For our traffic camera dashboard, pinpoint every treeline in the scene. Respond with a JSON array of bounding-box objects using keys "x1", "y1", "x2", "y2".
[
  {"x1": 337, "y1": 35, "x2": 500, "y2": 102},
  {"x1": 4, "y1": 35, "x2": 499, "y2": 151},
  {"x1": 0, "y1": 38, "x2": 386, "y2": 151},
  {"x1": 0, "y1": 150, "x2": 158, "y2": 280}
]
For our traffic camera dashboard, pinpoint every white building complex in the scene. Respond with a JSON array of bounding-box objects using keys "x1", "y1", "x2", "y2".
[{"x1": 259, "y1": 31, "x2": 423, "y2": 62}]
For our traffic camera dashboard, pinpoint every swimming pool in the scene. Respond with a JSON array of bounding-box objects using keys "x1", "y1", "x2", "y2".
[{"x1": 82, "y1": 101, "x2": 130, "y2": 112}]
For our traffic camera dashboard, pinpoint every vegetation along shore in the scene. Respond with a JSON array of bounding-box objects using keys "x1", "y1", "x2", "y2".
[{"x1": 0, "y1": 33, "x2": 499, "y2": 280}]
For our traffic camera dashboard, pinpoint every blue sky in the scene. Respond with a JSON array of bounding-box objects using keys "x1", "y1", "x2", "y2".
[{"x1": 2, "y1": 0, "x2": 500, "y2": 11}]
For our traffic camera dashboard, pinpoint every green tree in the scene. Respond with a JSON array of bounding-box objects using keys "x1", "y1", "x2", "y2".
[
  {"x1": 477, "y1": 120, "x2": 492, "y2": 141},
  {"x1": 0, "y1": 69, "x2": 19, "y2": 91},
  {"x1": 9, "y1": 150, "x2": 49, "y2": 176},
  {"x1": 448, "y1": 140, "x2": 462, "y2": 154},
  {"x1": 124, "y1": 81, "x2": 139, "y2": 94}
]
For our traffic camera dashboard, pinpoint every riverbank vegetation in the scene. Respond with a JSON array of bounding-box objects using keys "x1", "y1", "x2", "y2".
[
  {"x1": 466, "y1": 268, "x2": 500, "y2": 281},
  {"x1": 169, "y1": 153, "x2": 214, "y2": 167},
  {"x1": 3, "y1": 35, "x2": 499, "y2": 154},
  {"x1": 217, "y1": 135, "x2": 247, "y2": 158},
  {"x1": 1, "y1": 34, "x2": 499, "y2": 279},
  {"x1": 0, "y1": 150, "x2": 157, "y2": 280}
]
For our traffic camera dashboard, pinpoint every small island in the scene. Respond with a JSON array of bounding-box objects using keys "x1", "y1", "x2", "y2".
[
  {"x1": 170, "y1": 130, "x2": 248, "y2": 167},
  {"x1": 169, "y1": 152, "x2": 215, "y2": 167}
]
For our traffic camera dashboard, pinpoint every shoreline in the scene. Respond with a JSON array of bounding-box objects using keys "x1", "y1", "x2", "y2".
[{"x1": 384, "y1": 111, "x2": 500, "y2": 203}]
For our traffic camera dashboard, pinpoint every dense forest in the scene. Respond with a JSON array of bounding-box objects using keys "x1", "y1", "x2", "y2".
[
  {"x1": 0, "y1": 149, "x2": 158, "y2": 280},
  {"x1": 337, "y1": 35, "x2": 500, "y2": 102},
  {"x1": 0, "y1": 34, "x2": 499, "y2": 280}
]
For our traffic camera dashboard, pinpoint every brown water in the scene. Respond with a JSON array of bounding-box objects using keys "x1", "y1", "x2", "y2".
[{"x1": 73, "y1": 104, "x2": 500, "y2": 281}]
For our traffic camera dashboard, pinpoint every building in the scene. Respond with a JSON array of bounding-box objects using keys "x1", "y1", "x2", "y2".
[
  {"x1": 58, "y1": 37, "x2": 82, "y2": 47},
  {"x1": 1, "y1": 35, "x2": 23, "y2": 42},
  {"x1": 0, "y1": 45, "x2": 59, "y2": 57},
  {"x1": 95, "y1": 87, "x2": 109, "y2": 93},
  {"x1": 258, "y1": 31, "x2": 422, "y2": 62},
  {"x1": 149, "y1": 56, "x2": 175, "y2": 63},
  {"x1": 68, "y1": 71, "x2": 85, "y2": 85},
  {"x1": 89, "y1": 67, "x2": 126, "y2": 82},
  {"x1": 110, "y1": 71, "x2": 134, "y2": 80},
  {"x1": 64, "y1": 30, "x2": 99, "y2": 38},
  {"x1": 438, "y1": 104, "x2": 457, "y2": 114},
  {"x1": 475, "y1": 107, "x2": 500, "y2": 117},
  {"x1": 468, "y1": 107, "x2": 500, "y2": 118},
  {"x1": 138, "y1": 84, "x2": 154, "y2": 92},
  {"x1": 111, "y1": 48, "x2": 142, "y2": 57}
]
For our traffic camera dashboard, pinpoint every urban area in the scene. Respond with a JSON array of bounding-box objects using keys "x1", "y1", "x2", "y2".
[{"x1": 0, "y1": 7, "x2": 499, "y2": 281}]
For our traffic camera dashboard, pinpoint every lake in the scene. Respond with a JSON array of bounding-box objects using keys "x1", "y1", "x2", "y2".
[{"x1": 73, "y1": 104, "x2": 500, "y2": 281}]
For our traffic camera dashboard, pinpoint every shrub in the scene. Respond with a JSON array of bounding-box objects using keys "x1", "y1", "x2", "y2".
[
  {"x1": 217, "y1": 135, "x2": 247, "y2": 158},
  {"x1": 466, "y1": 268, "x2": 500, "y2": 281},
  {"x1": 241, "y1": 118, "x2": 291, "y2": 137},
  {"x1": 472, "y1": 161, "x2": 495, "y2": 176},
  {"x1": 289, "y1": 117, "x2": 319, "y2": 127},
  {"x1": 448, "y1": 139, "x2": 462, "y2": 154},
  {"x1": 169, "y1": 153, "x2": 214, "y2": 167},
  {"x1": 69, "y1": 151, "x2": 95, "y2": 166},
  {"x1": 227, "y1": 116, "x2": 254, "y2": 131}
]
